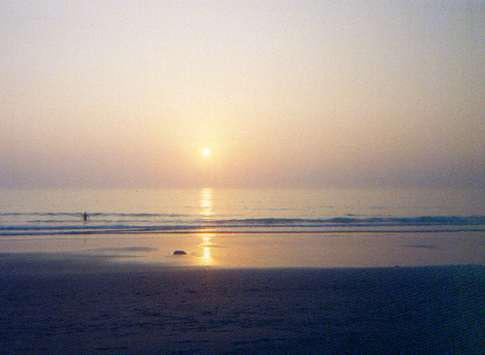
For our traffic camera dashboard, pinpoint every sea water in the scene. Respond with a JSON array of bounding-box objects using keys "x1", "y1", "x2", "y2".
[{"x1": 1, "y1": 187, "x2": 485, "y2": 236}]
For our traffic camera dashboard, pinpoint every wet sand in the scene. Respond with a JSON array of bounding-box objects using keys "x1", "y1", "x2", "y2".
[
  {"x1": 2, "y1": 230, "x2": 485, "y2": 268},
  {"x1": 1, "y1": 253, "x2": 484, "y2": 354}
]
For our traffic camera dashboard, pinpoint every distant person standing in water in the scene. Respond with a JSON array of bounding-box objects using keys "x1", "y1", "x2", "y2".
[{"x1": 82, "y1": 212, "x2": 88, "y2": 222}]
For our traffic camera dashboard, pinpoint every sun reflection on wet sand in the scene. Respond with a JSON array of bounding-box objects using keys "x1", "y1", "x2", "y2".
[
  {"x1": 199, "y1": 188, "x2": 213, "y2": 216},
  {"x1": 198, "y1": 233, "x2": 215, "y2": 266}
]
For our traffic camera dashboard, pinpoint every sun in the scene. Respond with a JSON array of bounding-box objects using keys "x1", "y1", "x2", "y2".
[{"x1": 200, "y1": 147, "x2": 212, "y2": 158}]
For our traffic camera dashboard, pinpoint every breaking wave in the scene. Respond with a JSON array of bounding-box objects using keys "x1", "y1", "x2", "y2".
[{"x1": 1, "y1": 212, "x2": 485, "y2": 236}]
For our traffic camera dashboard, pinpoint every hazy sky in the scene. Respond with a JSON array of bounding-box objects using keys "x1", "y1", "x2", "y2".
[{"x1": 1, "y1": 0, "x2": 484, "y2": 188}]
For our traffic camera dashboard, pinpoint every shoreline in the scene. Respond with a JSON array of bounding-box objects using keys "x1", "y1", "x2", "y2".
[{"x1": 2, "y1": 227, "x2": 485, "y2": 237}]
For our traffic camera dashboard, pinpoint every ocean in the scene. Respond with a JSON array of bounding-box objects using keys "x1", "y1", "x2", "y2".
[{"x1": 1, "y1": 187, "x2": 485, "y2": 236}]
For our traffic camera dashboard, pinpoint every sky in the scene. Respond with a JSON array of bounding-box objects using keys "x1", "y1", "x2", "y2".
[{"x1": 1, "y1": 0, "x2": 484, "y2": 188}]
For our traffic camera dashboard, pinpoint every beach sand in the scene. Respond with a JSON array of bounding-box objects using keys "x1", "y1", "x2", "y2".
[{"x1": 1, "y1": 252, "x2": 484, "y2": 354}]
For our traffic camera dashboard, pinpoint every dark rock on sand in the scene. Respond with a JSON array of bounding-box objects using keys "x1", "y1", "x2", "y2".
[{"x1": 173, "y1": 250, "x2": 187, "y2": 255}]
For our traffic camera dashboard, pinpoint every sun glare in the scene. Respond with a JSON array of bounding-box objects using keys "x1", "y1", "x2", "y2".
[{"x1": 200, "y1": 147, "x2": 211, "y2": 158}]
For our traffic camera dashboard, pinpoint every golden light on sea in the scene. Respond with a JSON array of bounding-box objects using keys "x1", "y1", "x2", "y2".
[{"x1": 199, "y1": 188, "x2": 213, "y2": 216}]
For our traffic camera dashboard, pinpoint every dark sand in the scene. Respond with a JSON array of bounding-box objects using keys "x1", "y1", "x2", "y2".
[{"x1": 1, "y1": 254, "x2": 484, "y2": 354}]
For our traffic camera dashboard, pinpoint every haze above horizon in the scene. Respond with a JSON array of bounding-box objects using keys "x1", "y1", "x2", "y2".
[{"x1": 1, "y1": 0, "x2": 484, "y2": 189}]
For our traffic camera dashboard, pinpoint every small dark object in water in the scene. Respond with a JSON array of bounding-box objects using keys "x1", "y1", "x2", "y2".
[
  {"x1": 82, "y1": 212, "x2": 88, "y2": 222},
  {"x1": 173, "y1": 250, "x2": 187, "y2": 256}
]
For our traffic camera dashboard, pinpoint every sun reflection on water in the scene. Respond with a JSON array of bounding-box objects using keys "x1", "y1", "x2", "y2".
[{"x1": 199, "y1": 188, "x2": 213, "y2": 216}]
